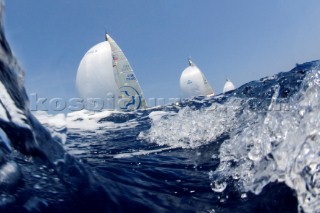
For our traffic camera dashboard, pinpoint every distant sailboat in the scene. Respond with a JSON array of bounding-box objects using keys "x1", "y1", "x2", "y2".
[
  {"x1": 179, "y1": 58, "x2": 214, "y2": 98},
  {"x1": 76, "y1": 34, "x2": 147, "y2": 110},
  {"x1": 223, "y1": 79, "x2": 235, "y2": 93}
]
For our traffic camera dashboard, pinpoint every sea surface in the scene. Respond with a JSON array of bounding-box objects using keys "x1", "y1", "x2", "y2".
[{"x1": 1, "y1": 2, "x2": 320, "y2": 213}]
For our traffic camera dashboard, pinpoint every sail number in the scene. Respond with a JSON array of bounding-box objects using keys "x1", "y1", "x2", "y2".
[{"x1": 126, "y1": 73, "x2": 136, "y2": 81}]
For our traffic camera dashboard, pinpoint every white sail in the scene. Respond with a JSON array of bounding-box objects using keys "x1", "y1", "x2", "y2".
[
  {"x1": 106, "y1": 34, "x2": 147, "y2": 110},
  {"x1": 179, "y1": 59, "x2": 214, "y2": 98},
  {"x1": 76, "y1": 41, "x2": 118, "y2": 99},
  {"x1": 223, "y1": 79, "x2": 235, "y2": 93},
  {"x1": 76, "y1": 34, "x2": 147, "y2": 110}
]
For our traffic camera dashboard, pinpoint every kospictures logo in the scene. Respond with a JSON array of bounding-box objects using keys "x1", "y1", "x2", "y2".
[{"x1": 29, "y1": 93, "x2": 291, "y2": 113}]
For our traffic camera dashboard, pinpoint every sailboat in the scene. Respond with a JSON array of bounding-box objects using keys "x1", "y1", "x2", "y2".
[
  {"x1": 179, "y1": 58, "x2": 214, "y2": 98},
  {"x1": 76, "y1": 34, "x2": 147, "y2": 110},
  {"x1": 223, "y1": 79, "x2": 235, "y2": 93}
]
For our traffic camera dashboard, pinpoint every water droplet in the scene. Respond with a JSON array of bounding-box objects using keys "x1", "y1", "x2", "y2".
[
  {"x1": 211, "y1": 154, "x2": 219, "y2": 159},
  {"x1": 241, "y1": 193, "x2": 247, "y2": 199},
  {"x1": 33, "y1": 184, "x2": 42, "y2": 189},
  {"x1": 232, "y1": 173, "x2": 240, "y2": 180},
  {"x1": 210, "y1": 180, "x2": 227, "y2": 193},
  {"x1": 248, "y1": 148, "x2": 263, "y2": 161},
  {"x1": 299, "y1": 109, "x2": 305, "y2": 117},
  {"x1": 32, "y1": 174, "x2": 41, "y2": 178}
]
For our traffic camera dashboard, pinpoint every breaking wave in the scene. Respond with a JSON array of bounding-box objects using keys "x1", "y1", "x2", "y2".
[
  {"x1": 1, "y1": 0, "x2": 319, "y2": 211},
  {"x1": 139, "y1": 62, "x2": 320, "y2": 212}
]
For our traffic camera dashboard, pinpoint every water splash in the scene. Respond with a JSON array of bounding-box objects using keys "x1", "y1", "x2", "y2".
[
  {"x1": 139, "y1": 97, "x2": 244, "y2": 149},
  {"x1": 215, "y1": 66, "x2": 320, "y2": 213},
  {"x1": 139, "y1": 61, "x2": 320, "y2": 212}
]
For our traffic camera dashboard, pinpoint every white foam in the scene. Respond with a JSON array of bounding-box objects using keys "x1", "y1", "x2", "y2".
[
  {"x1": 33, "y1": 109, "x2": 140, "y2": 143},
  {"x1": 139, "y1": 98, "x2": 243, "y2": 149},
  {"x1": 0, "y1": 82, "x2": 29, "y2": 129},
  {"x1": 148, "y1": 111, "x2": 175, "y2": 122},
  {"x1": 33, "y1": 111, "x2": 67, "y2": 144},
  {"x1": 140, "y1": 65, "x2": 320, "y2": 212},
  {"x1": 215, "y1": 68, "x2": 320, "y2": 213},
  {"x1": 66, "y1": 109, "x2": 113, "y2": 130},
  {"x1": 33, "y1": 112, "x2": 66, "y2": 130}
]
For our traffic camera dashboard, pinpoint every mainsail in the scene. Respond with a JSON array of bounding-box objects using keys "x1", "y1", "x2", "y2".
[
  {"x1": 179, "y1": 59, "x2": 214, "y2": 98},
  {"x1": 76, "y1": 34, "x2": 147, "y2": 110},
  {"x1": 223, "y1": 79, "x2": 235, "y2": 93}
]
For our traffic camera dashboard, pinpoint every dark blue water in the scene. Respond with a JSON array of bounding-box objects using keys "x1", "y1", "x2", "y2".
[{"x1": 1, "y1": 2, "x2": 320, "y2": 212}]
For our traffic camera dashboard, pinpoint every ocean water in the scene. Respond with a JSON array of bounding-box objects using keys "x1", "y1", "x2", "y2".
[
  {"x1": 1, "y1": 2, "x2": 320, "y2": 213},
  {"x1": 30, "y1": 61, "x2": 320, "y2": 213}
]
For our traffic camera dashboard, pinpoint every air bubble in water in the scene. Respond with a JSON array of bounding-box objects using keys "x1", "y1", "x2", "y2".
[
  {"x1": 241, "y1": 193, "x2": 247, "y2": 199},
  {"x1": 210, "y1": 180, "x2": 227, "y2": 193}
]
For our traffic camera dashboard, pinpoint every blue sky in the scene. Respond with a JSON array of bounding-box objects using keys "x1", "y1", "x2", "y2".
[{"x1": 4, "y1": 0, "x2": 320, "y2": 101}]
